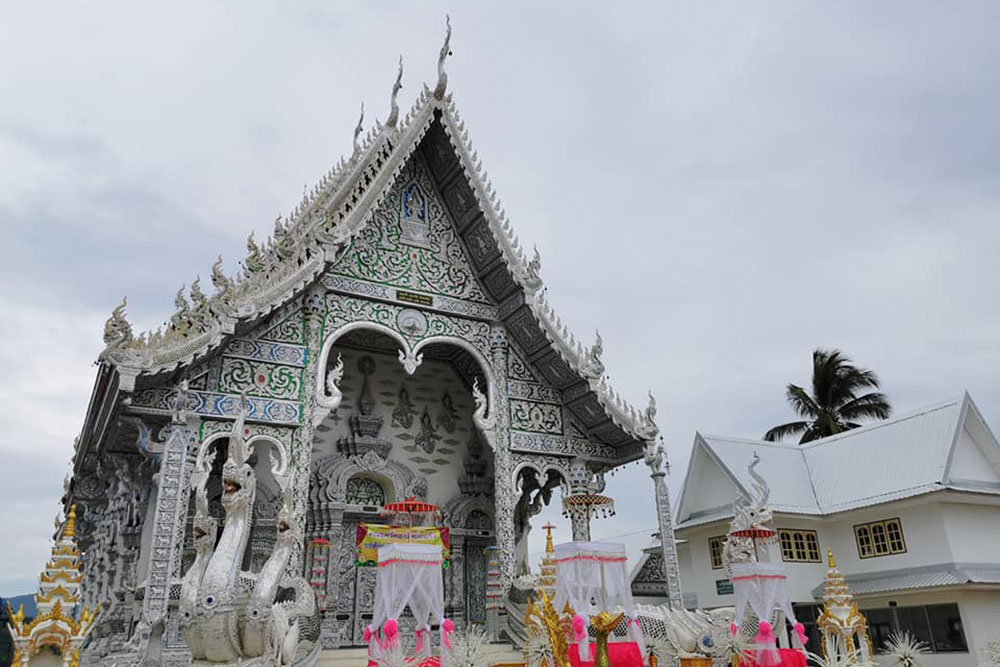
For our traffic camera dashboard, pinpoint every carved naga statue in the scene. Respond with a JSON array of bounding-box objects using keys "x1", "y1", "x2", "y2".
[
  {"x1": 723, "y1": 452, "x2": 774, "y2": 574},
  {"x1": 180, "y1": 397, "x2": 320, "y2": 666},
  {"x1": 181, "y1": 453, "x2": 219, "y2": 660}
]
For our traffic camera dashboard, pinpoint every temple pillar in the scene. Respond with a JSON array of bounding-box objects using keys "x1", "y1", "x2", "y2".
[
  {"x1": 486, "y1": 324, "x2": 516, "y2": 594},
  {"x1": 137, "y1": 387, "x2": 199, "y2": 655},
  {"x1": 570, "y1": 512, "x2": 591, "y2": 542},
  {"x1": 448, "y1": 536, "x2": 465, "y2": 621},
  {"x1": 295, "y1": 282, "x2": 328, "y2": 573},
  {"x1": 643, "y1": 440, "x2": 683, "y2": 610},
  {"x1": 566, "y1": 458, "x2": 593, "y2": 541},
  {"x1": 484, "y1": 546, "x2": 501, "y2": 641},
  {"x1": 321, "y1": 508, "x2": 346, "y2": 613}
]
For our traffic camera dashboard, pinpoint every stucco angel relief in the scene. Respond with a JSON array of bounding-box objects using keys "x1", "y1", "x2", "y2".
[{"x1": 392, "y1": 386, "x2": 416, "y2": 428}]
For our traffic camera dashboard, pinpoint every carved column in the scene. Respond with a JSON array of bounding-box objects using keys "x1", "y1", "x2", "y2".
[
  {"x1": 486, "y1": 324, "x2": 516, "y2": 593},
  {"x1": 295, "y1": 283, "x2": 327, "y2": 573},
  {"x1": 566, "y1": 457, "x2": 593, "y2": 541},
  {"x1": 322, "y1": 507, "x2": 346, "y2": 614},
  {"x1": 484, "y1": 545, "x2": 501, "y2": 642},
  {"x1": 644, "y1": 442, "x2": 683, "y2": 610},
  {"x1": 448, "y1": 536, "x2": 465, "y2": 619},
  {"x1": 570, "y1": 513, "x2": 591, "y2": 542},
  {"x1": 139, "y1": 404, "x2": 199, "y2": 650}
]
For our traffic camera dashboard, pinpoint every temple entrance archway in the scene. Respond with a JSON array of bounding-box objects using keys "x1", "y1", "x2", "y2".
[{"x1": 308, "y1": 327, "x2": 496, "y2": 647}]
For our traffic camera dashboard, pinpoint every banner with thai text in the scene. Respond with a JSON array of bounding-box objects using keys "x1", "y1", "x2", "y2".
[{"x1": 355, "y1": 524, "x2": 450, "y2": 567}]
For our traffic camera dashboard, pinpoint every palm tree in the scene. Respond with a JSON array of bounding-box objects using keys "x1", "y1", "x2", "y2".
[{"x1": 764, "y1": 348, "x2": 892, "y2": 443}]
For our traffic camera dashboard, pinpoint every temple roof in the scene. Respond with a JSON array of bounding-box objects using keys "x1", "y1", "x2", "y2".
[
  {"x1": 91, "y1": 31, "x2": 657, "y2": 451},
  {"x1": 676, "y1": 393, "x2": 1000, "y2": 527}
]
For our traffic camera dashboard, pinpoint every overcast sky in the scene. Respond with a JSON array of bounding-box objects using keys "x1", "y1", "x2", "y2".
[{"x1": 2, "y1": 2, "x2": 999, "y2": 596}]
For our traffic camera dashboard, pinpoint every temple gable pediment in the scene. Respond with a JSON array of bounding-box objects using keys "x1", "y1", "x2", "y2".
[{"x1": 327, "y1": 147, "x2": 492, "y2": 308}]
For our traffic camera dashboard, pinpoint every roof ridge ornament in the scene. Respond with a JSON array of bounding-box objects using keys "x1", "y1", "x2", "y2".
[
  {"x1": 433, "y1": 15, "x2": 452, "y2": 100},
  {"x1": 386, "y1": 56, "x2": 403, "y2": 128},
  {"x1": 101, "y1": 297, "x2": 133, "y2": 352},
  {"x1": 636, "y1": 392, "x2": 659, "y2": 441},
  {"x1": 210, "y1": 255, "x2": 232, "y2": 294},
  {"x1": 523, "y1": 245, "x2": 542, "y2": 290},
  {"x1": 353, "y1": 101, "x2": 365, "y2": 155},
  {"x1": 581, "y1": 330, "x2": 605, "y2": 380}
]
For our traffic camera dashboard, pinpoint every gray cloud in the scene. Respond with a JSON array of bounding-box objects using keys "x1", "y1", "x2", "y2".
[{"x1": 2, "y1": 1, "x2": 998, "y2": 594}]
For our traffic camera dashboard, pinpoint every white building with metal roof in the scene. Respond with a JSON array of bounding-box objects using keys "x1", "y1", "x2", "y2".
[{"x1": 647, "y1": 393, "x2": 1000, "y2": 667}]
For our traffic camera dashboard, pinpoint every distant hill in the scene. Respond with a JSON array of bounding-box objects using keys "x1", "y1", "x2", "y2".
[{"x1": 2, "y1": 594, "x2": 36, "y2": 619}]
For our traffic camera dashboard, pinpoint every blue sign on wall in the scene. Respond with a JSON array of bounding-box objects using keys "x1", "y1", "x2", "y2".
[{"x1": 716, "y1": 579, "x2": 734, "y2": 595}]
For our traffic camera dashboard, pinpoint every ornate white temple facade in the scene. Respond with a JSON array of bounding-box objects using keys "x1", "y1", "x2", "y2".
[{"x1": 62, "y1": 31, "x2": 683, "y2": 666}]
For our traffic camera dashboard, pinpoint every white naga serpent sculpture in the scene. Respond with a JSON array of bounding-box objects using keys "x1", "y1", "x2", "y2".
[{"x1": 180, "y1": 397, "x2": 321, "y2": 666}]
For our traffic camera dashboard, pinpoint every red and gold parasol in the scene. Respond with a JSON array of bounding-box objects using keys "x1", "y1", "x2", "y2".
[
  {"x1": 381, "y1": 497, "x2": 440, "y2": 516},
  {"x1": 380, "y1": 497, "x2": 441, "y2": 540}
]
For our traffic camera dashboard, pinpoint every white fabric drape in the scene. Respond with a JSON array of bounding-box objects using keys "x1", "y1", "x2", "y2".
[
  {"x1": 730, "y1": 562, "x2": 793, "y2": 626},
  {"x1": 551, "y1": 541, "x2": 645, "y2": 659},
  {"x1": 730, "y1": 561, "x2": 802, "y2": 662},
  {"x1": 371, "y1": 543, "x2": 446, "y2": 659}
]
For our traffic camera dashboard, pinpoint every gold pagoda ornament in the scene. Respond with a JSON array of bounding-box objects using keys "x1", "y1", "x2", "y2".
[
  {"x1": 538, "y1": 523, "x2": 557, "y2": 598},
  {"x1": 6, "y1": 505, "x2": 99, "y2": 667},
  {"x1": 816, "y1": 548, "x2": 873, "y2": 664}
]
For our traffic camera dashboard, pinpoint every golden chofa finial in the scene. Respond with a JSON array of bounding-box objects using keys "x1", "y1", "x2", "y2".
[
  {"x1": 828, "y1": 547, "x2": 836, "y2": 568},
  {"x1": 63, "y1": 504, "x2": 77, "y2": 539}
]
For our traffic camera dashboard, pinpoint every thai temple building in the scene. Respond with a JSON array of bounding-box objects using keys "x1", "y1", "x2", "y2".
[
  {"x1": 6, "y1": 506, "x2": 99, "y2": 667},
  {"x1": 56, "y1": 23, "x2": 684, "y2": 667}
]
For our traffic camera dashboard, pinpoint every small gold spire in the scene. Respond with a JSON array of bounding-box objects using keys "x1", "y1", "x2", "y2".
[
  {"x1": 63, "y1": 504, "x2": 77, "y2": 539},
  {"x1": 827, "y1": 547, "x2": 836, "y2": 568},
  {"x1": 543, "y1": 522, "x2": 556, "y2": 554}
]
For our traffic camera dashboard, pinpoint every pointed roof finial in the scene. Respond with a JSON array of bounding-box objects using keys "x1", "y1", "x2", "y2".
[
  {"x1": 827, "y1": 547, "x2": 836, "y2": 568},
  {"x1": 102, "y1": 297, "x2": 132, "y2": 347},
  {"x1": 353, "y1": 101, "x2": 365, "y2": 154},
  {"x1": 433, "y1": 15, "x2": 452, "y2": 100},
  {"x1": 542, "y1": 522, "x2": 556, "y2": 555},
  {"x1": 63, "y1": 504, "x2": 77, "y2": 539},
  {"x1": 386, "y1": 56, "x2": 404, "y2": 128}
]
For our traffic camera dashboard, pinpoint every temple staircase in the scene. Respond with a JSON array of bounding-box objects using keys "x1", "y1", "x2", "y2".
[{"x1": 315, "y1": 644, "x2": 525, "y2": 667}]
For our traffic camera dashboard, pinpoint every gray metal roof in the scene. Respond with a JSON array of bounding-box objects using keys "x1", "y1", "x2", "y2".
[
  {"x1": 809, "y1": 563, "x2": 1000, "y2": 598},
  {"x1": 676, "y1": 393, "x2": 1000, "y2": 526}
]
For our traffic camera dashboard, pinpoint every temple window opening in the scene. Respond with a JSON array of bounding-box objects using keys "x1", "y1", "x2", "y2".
[{"x1": 345, "y1": 476, "x2": 386, "y2": 507}]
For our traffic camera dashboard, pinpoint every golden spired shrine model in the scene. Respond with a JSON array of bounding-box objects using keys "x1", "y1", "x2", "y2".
[
  {"x1": 6, "y1": 506, "x2": 99, "y2": 667},
  {"x1": 816, "y1": 549, "x2": 874, "y2": 664}
]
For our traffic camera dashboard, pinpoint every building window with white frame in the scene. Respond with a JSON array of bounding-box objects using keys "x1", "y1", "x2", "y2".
[
  {"x1": 854, "y1": 518, "x2": 906, "y2": 559},
  {"x1": 708, "y1": 536, "x2": 725, "y2": 569},
  {"x1": 777, "y1": 529, "x2": 822, "y2": 562}
]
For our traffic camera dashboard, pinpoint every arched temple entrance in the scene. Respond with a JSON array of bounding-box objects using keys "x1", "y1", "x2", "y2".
[{"x1": 306, "y1": 329, "x2": 496, "y2": 647}]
